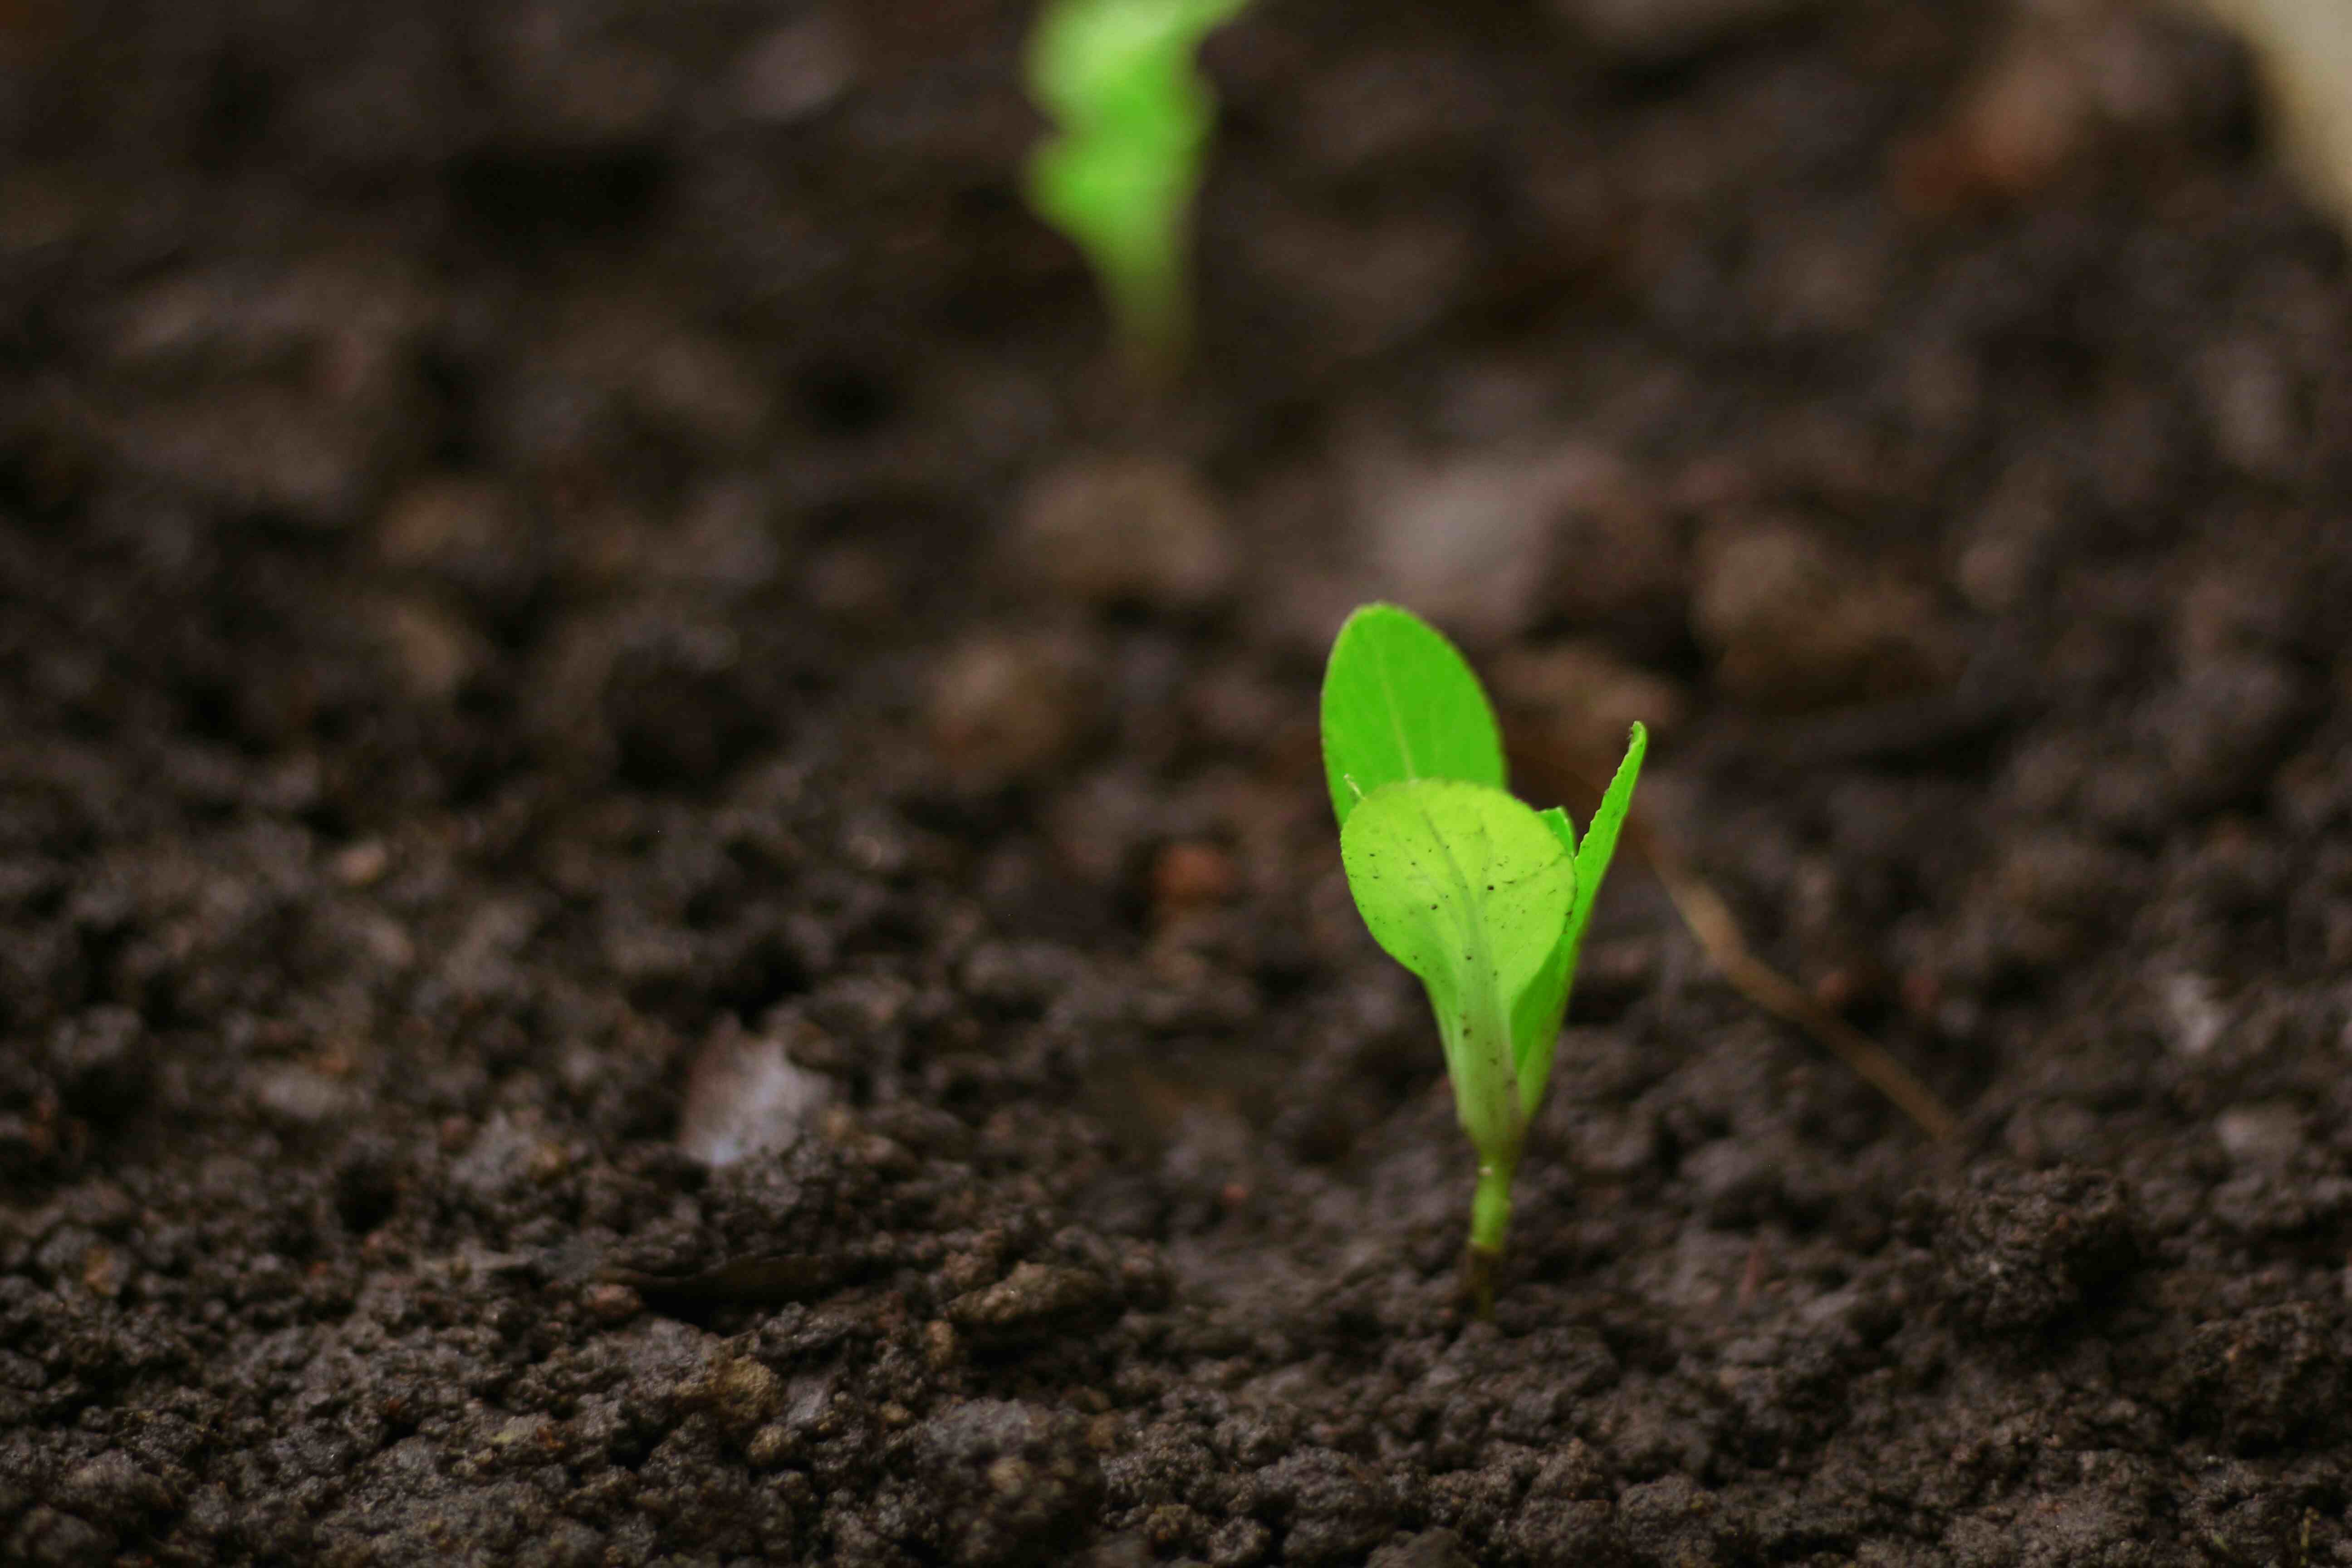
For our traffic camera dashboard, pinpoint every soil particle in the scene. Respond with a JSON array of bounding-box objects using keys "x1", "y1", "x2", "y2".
[
  {"x1": 1206, "y1": 1514, "x2": 1275, "y2": 1567},
  {"x1": 927, "y1": 628, "x2": 1104, "y2": 792},
  {"x1": 735, "y1": 9, "x2": 862, "y2": 125},
  {"x1": 9, "y1": 1506, "x2": 116, "y2": 1568},
  {"x1": 2144, "y1": 650, "x2": 2307, "y2": 814},
  {"x1": 1690, "y1": 521, "x2": 1953, "y2": 711},
  {"x1": 1905, "y1": 1166, "x2": 2139, "y2": 1337},
  {"x1": 948, "y1": 1259, "x2": 1122, "y2": 1346},
  {"x1": 247, "y1": 1062, "x2": 359, "y2": 1128},
  {"x1": 1015, "y1": 452, "x2": 1236, "y2": 616},
  {"x1": 361, "y1": 591, "x2": 491, "y2": 705},
  {"x1": 1365, "y1": 1528, "x2": 1474, "y2": 1568},
  {"x1": 1150, "y1": 841, "x2": 1242, "y2": 921},
  {"x1": 1245, "y1": 1447, "x2": 1399, "y2": 1567},
  {"x1": 2213, "y1": 1100, "x2": 2305, "y2": 1167},
  {"x1": 892, "y1": 1397, "x2": 1104, "y2": 1567},
  {"x1": 42, "y1": 1006, "x2": 147, "y2": 1121},
  {"x1": 596, "y1": 613, "x2": 778, "y2": 788},
  {"x1": 2176, "y1": 1300, "x2": 2352, "y2": 1454},
  {"x1": 1353, "y1": 443, "x2": 1622, "y2": 645},
  {"x1": 1618, "y1": 1475, "x2": 1751, "y2": 1566},
  {"x1": 677, "y1": 1019, "x2": 835, "y2": 1169},
  {"x1": 1502, "y1": 1493, "x2": 1625, "y2": 1568},
  {"x1": 51, "y1": 1447, "x2": 175, "y2": 1533},
  {"x1": 1968, "y1": 828, "x2": 2149, "y2": 979},
  {"x1": 374, "y1": 475, "x2": 534, "y2": 594}
]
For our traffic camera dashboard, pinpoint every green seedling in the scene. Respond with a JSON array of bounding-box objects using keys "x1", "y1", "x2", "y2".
[
  {"x1": 1323, "y1": 604, "x2": 1646, "y2": 1314},
  {"x1": 1023, "y1": 0, "x2": 1250, "y2": 377}
]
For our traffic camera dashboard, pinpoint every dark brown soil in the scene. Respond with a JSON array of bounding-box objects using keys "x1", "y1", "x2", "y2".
[{"x1": 8, "y1": 1, "x2": 2352, "y2": 1563}]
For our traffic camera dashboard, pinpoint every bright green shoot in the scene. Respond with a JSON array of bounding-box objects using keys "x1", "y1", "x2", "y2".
[
  {"x1": 1323, "y1": 604, "x2": 1646, "y2": 1313},
  {"x1": 1023, "y1": 0, "x2": 1250, "y2": 377}
]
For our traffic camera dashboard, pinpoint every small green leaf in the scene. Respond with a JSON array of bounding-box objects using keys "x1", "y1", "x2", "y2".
[
  {"x1": 1338, "y1": 778, "x2": 1571, "y2": 1164},
  {"x1": 1508, "y1": 806, "x2": 1581, "y2": 1103},
  {"x1": 1320, "y1": 604, "x2": 1504, "y2": 830},
  {"x1": 1514, "y1": 722, "x2": 1647, "y2": 1115},
  {"x1": 1024, "y1": 0, "x2": 1250, "y2": 375},
  {"x1": 1565, "y1": 723, "x2": 1646, "y2": 981}
]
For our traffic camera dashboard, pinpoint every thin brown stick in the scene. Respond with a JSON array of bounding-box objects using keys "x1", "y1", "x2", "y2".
[
  {"x1": 1632, "y1": 822, "x2": 1959, "y2": 1144},
  {"x1": 1514, "y1": 735, "x2": 1959, "y2": 1144}
]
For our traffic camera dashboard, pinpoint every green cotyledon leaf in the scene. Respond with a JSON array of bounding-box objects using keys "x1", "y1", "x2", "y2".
[
  {"x1": 1320, "y1": 604, "x2": 1504, "y2": 831},
  {"x1": 1338, "y1": 776, "x2": 1573, "y2": 1163}
]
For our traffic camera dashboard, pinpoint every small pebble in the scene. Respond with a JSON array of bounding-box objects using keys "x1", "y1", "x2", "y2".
[
  {"x1": 713, "y1": 1356, "x2": 784, "y2": 1429},
  {"x1": 1357, "y1": 445, "x2": 1613, "y2": 643},
  {"x1": 926, "y1": 629, "x2": 1098, "y2": 789},
  {"x1": 2216, "y1": 1102, "x2": 2303, "y2": 1167},
  {"x1": 1691, "y1": 521, "x2": 1949, "y2": 710},
  {"x1": 376, "y1": 475, "x2": 524, "y2": 583},
  {"x1": 1015, "y1": 452, "x2": 1234, "y2": 614},
  {"x1": 331, "y1": 839, "x2": 390, "y2": 887},
  {"x1": 734, "y1": 10, "x2": 858, "y2": 123},
  {"x1": 1151, "y1": 842, "x2": 1238, "y2": 916},
  {"x1": 746, "y1": 1424, "x2": 793, "y2": 1469},
  {"x1": 364, "y1": 594, "x2": 486, "y2": 704},
  {"x1": 676, "y1": 1020, "x2": 833, "y2": 1168},
  {"x1": 583, "y1": 1282, "x2": 642, "y2": 1324},
  {"x1": 250, "y1": 1067, "x2": 356, "y2": 1128}
]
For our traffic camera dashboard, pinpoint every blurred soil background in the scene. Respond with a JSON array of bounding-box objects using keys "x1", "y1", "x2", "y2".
[{"x1": 9, "y1": 0, "x2": 2352, "y2": 1563}]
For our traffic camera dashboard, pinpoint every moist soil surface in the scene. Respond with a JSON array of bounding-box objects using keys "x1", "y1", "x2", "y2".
[{"x1": 8, "y1": 1, "x2": 2352, "y2": 1564}]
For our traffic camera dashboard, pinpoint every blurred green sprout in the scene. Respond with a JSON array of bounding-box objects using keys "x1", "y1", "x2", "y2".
[
  {"x1": 1024, "y1": 0, "x2": 1249, "y2": 377},
  {"x1": 1323, "y1": 605, "x2": 1646, "y2": 1316}
]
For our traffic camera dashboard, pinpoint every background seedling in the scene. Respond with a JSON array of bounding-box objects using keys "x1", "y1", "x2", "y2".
[
  {"x1": 1323, "y1": 604, "x2": 1645, "y2": 1315},
  {"x1": 1023, "y1": 0, "x2": 1250, "y2": 377}
]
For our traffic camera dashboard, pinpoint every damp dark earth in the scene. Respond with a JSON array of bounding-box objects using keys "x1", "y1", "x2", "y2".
[{"x1": 9, "y1": 1, "x2": 2352, "y2": 1564}]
